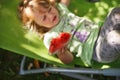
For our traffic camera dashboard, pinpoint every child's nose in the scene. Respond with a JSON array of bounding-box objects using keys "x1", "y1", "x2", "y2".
[
  {"x1": 47, "y1": 13, "x2": 54, "y2": 20},
  {"x1": 47, "y1": 8, "x2": 54, "y2": 16}
]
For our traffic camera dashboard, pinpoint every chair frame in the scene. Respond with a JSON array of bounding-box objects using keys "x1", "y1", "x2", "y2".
[{"x1": 20, "y1": 56, "x2": 120, "y2": 80}]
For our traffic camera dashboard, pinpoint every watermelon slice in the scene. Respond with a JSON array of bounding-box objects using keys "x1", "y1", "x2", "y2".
[{"x1": 49, "y1": 32, "x2": 71, "y2": 54}]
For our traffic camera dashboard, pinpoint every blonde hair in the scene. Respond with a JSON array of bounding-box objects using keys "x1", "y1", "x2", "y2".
[{"x1": 18, "y1": 0, "x2": 60, "y2": 38}]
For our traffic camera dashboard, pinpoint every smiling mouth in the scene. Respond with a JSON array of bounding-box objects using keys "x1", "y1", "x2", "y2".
[{"x1": 52, "y1": 16, "x2": 57, "y2": 22}]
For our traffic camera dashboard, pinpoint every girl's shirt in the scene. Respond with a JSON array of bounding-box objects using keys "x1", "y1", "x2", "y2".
[{"x1": 43, "y1": 3, "x2": 101, "y2": 66}]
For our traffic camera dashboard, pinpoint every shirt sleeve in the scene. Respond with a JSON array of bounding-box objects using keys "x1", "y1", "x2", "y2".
[
  {"x1": 43, "y1": 32, "x2": 59, "y2": 49},
  {"x1": 57, "y1": 3, "x2": 70, "y2": 15}
]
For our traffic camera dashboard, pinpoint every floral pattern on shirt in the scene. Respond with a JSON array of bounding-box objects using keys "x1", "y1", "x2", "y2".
[{"x1": 72, "y1": 30, "x2": 90, "y2": 42}]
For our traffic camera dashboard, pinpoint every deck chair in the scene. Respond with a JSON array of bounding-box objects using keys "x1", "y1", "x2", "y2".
[{"x1": 0, "y1": 0, "x2": 120, "y2": 80}]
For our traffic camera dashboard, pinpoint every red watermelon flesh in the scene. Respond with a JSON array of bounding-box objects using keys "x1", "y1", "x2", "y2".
[{"x1": 49, "y1": 32, "x2": 71, "y2": 54}]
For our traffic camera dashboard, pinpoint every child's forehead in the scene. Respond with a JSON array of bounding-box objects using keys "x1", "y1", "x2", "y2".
[
  {"x1": 28, "y1": 0, "x2": 50, "y2": 8},
  {"x1": 29, "y1": 0, "x2": 50, "y2": 5},
  {"x1": 26, "y1": 0, "x2": 53, "y2": 13}
]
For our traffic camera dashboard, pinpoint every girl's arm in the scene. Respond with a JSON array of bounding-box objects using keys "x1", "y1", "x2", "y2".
[
  {"x1": 50, "y1": 0, "x2": 70, "y2": 6},
  {"x1": 57, "y1": 47, "x2": 74, "y2": 64},
  {"x1": 60, "y1": 0, "x2": 70, "y2": 6}
]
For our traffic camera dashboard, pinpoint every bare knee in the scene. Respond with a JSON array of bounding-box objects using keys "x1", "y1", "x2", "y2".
[{"x1": 107, "y1": 30, "x2": 120, "y2": 46}]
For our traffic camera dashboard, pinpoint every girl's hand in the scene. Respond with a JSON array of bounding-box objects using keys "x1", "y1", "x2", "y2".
[{"x1": 57, "y1": 47, "x2": 74, "y2": 64}]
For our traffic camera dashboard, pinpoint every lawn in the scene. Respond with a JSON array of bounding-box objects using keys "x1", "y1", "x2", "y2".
[{"x1": 0, "y1": 0, "x2": 120, "y2": 80}]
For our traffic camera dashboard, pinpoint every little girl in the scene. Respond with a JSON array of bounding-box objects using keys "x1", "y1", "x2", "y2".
[{"x1": 18, "y1": 0, "x2": 120, "y2": 66}]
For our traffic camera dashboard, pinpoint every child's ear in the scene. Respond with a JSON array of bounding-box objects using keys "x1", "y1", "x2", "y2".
[
  {"x1": 24, "y1": 7, "x2": 34, "y2": 20},
  {"x1": 22, "y1": 10, "x2": 31, "y2": 24}
]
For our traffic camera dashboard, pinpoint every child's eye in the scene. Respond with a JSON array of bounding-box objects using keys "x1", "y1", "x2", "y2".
[
  {"x1": 43, "y1": 15, "x2": 46, "y2": 21},
  {"x1": 38, "y1": 0, "x2": 50, "y2": 8}
]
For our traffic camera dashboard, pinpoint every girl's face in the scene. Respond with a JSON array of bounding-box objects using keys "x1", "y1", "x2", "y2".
[{"x1": 24, "y1": 0, "x2": 60, "y2": 29}]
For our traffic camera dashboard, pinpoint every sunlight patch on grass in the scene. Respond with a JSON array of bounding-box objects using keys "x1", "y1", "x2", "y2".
[
  {"x1": 98, "y1": 7, "x2": 106, "y2": 15},
  {"x1": 101, "y1": 65, "x2": 110, "y2": 69},
  {"x1": 95, "y1": 2, "x2": 109, "y2": 9}
]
